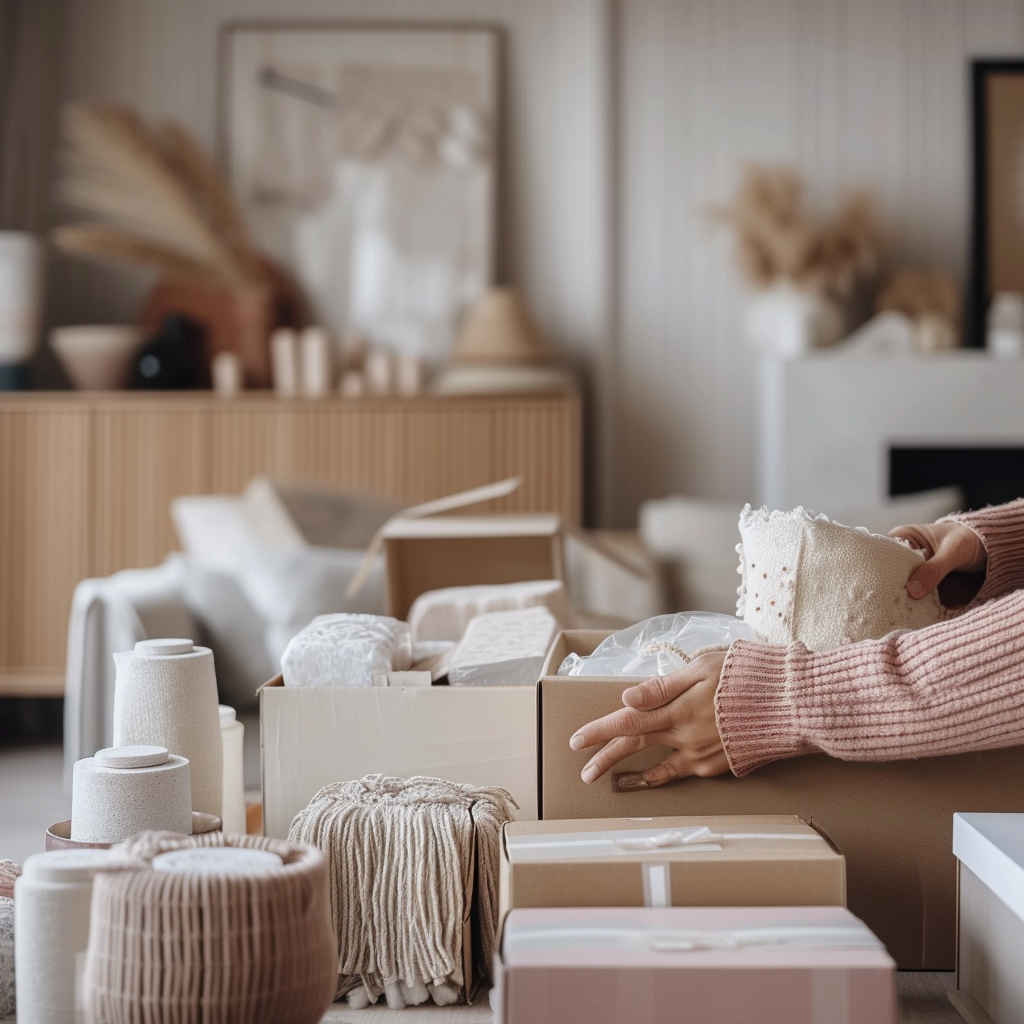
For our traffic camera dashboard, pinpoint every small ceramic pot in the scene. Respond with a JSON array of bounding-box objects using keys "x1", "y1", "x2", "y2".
[
  {"x1": 50, "y1": 324, "x2": 142, "y2": 390},
  {"x1": 45, "y1": 811, "x2": 221, "y2": 851}
]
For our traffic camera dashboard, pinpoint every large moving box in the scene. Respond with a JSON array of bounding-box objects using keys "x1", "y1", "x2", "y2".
[
  {"x1": 261, "y1": 678, "x2": 537, "y2": 838},
  {"x1": 537, "y1": 630, "x2": 1024, "y2": 969}
]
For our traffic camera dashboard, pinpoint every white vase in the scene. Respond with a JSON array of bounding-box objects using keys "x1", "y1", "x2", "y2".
[
  {"x1": 0, "y1": 232, "x2": 43, "y2": 366},
  {"x1": 745, "y1": 281, "x2": 845, "y2": 358}
]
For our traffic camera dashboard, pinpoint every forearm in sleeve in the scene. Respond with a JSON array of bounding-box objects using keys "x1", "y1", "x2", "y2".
[
  {"x1": 715, "y1": 588, "x2": 1024, "y2": 775},
  {"x1": 948, "y1": 498, "x2": 1024, "y2": 606}
]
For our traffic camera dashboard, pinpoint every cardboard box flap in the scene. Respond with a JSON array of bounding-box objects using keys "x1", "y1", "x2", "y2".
[{"x1": 382, "y1": 514, "x2": 562, "y2": 540}]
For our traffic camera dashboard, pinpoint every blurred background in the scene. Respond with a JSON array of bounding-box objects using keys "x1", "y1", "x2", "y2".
[{"x1": 3, "y1": 0, "x2": 1024, "y2": 816}]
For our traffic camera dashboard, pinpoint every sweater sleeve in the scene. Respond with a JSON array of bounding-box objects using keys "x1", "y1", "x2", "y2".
[
  {"x1": 946, "y1": 498, "x2": 1024, "y2": 607},
  {"x1": 715, "y1": 587, "x2": 1024, "y2": 776}
]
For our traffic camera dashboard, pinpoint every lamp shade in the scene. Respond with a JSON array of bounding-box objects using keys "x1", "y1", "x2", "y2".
[{"x1": 451, "y1": 288, "x2": 553, "y2": 365}]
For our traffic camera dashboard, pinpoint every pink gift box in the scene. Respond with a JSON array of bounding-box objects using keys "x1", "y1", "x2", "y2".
[{"x1": 495, "y1": 906, "x2": 896, "y2": 1024}]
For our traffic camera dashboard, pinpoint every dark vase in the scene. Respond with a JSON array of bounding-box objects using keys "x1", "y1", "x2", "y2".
[{"x1": 131, "y1": 314, "x2": 206, "y2": 389}]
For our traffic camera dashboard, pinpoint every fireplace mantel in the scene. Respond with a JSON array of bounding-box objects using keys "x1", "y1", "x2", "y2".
[{"x1": 758, "y1": 352, "x2": 1024, "y2": 511}]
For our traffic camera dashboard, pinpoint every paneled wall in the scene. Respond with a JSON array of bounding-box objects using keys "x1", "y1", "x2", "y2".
[
  {"x1": 47, "y1": 0, "x2": 1024, "y2": 525},
  {"x1": 613, "y1": 0, "x2": 1024, "y2": 523}
]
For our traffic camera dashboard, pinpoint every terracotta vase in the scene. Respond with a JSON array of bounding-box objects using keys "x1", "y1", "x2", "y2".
[{"x1": 140, "y1": 261, "x2": 304, "y2": 388}]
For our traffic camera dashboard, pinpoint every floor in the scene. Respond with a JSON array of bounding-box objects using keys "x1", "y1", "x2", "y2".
[{"x1": 0, "y1": 741, "x2": 966, "y2": 1023}]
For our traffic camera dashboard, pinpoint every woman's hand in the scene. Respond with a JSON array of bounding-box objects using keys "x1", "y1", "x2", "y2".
[
  {"x1": 889, "y1": 520, "x2": 987, "y2": 604},
  {"x1": 568, "y1": 651, "x2": 730, "y2": 788}
]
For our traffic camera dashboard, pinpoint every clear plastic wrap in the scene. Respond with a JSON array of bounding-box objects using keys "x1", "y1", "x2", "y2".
[{"x1": 558, "y1": 612, "x2": 756, "y2": 678}]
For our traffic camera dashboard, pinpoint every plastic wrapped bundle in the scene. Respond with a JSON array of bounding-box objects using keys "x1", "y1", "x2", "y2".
[
  {"x1": 559, "y1": 612, "x2": 756, "y2": 677},
  {"x1": 281, "y1": 614, "x2": 412, "y2": 687},
  {"x1": 448, "y1": 607, "x2": 561, "y2": 686},
  {"x1": 289, "y1": 774, "x2": 518, "y2": 1009}
]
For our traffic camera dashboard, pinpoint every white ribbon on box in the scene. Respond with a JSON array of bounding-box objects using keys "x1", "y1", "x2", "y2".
[
  {"x1": 504, "y1": 920, "x2": 885, "y2": 956},
  {"x1": 507, "y1": 825, "x2": 827, "y2": 908},
  {"x1": 507, "y1": 825, "x2": 823, "y2": 860}
]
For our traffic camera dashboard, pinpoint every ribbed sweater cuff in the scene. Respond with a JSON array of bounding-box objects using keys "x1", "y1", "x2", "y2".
[
  {"x1": 948, "y1": 498, "x2": 1024, "y2": 606},
  {"x1": 715, "y1": 640, "x2": 816, "y2": 777}
]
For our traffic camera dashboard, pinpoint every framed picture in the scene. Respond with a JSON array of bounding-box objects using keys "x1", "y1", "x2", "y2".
[
  {"x1": 971, "y1": 60, "x2": 1024, "y2": 348},
  {"x1": 219, "y1": 21, "x2": 502, "y2": 363}
]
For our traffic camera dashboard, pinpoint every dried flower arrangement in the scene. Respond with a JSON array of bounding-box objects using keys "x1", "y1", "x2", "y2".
[
  {"x1": 711, "y1": 164, "x2": 884, "y2": 298},
  {"x1": 52, "y1": 104, "x2": 263, "y2": 288}
]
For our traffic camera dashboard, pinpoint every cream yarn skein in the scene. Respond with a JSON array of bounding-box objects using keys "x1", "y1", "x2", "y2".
[
  {"x1": 81, "y1": 831, "x2": 336, "y2": 1024},
  {"x1": 112, "y1": 639, "x2": 223, "y2": 816},
  {"x1": 289, "y1": 774, "x2": 518, "y2": 1009}
]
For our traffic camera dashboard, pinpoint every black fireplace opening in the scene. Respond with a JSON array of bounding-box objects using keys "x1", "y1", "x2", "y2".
[{"x1": 889, "y1": 447, "x2": 1024, "y2": 511}]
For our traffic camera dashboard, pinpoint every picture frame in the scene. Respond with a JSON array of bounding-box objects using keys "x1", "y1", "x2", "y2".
[
  {"x1": 970, "y1": 59, "x2": 1024, "y2": 348},
  {"x1": 218, "y1": 20, "x2": 503, "y2": 363}
]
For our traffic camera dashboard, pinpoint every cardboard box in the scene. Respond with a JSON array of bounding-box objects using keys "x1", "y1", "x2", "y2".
[
  {"x1": 538, "y1": 630, "x2": 1024, "y2": 969},
  {"x1": 382, "y1": 514, "x2": 564, "y2": 620},
  {"x1": 260, "y1": 676, "x2": 537, "y2": 838},
  {"x1": 500, "y1": 815, "x2": 844, "y2": 918},
  {"x1": 494, "y1": 906, "x2": 897, "y2": 1024},
  {"x1": 950, "y1": 813, "x2": 1024, "y2": 1024}
]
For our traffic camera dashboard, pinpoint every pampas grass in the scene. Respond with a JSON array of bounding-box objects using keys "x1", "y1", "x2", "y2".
[
  {"x1": 711, "y1": 164, "x2": 884, "y2": 298},
  {"x1": 53, "y1": 104, "x2": 260, "y2": 288}
]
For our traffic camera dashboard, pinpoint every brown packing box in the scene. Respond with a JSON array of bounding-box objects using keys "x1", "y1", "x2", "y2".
[
  {"x1": 538, "y1": 630, "x2": 1024, "y2": 969},
  {"x1": 500, "y1": 815, "x2": 845, "y2": 919},
  {"x1": 382, "y1": 514, "x2": 564, "y2": 619}
]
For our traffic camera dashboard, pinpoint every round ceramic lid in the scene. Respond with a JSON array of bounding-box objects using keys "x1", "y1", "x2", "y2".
[
  {"x1": 135, "y1": 638, "x2": 194, "y2": 656},
  {"x1": 152, "y1": 848, "x2": 283, "y2": 876},
  {"x1": 94, "y1": 745, "x2": 169, "y2": 769}
]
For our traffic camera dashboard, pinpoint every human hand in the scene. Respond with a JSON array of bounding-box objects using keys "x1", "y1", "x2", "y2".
[
  {"x1": 568, "y1": 651, "x2": 730, "y2": 788},
  {"x1": 889, "y1": 520, "x2": 987, "y2": 602}
]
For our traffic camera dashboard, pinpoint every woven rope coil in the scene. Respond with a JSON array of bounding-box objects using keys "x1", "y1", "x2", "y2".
[
  {"x1": 81, "y1": 832, "x2": 336, "y2": 1024},
  {"x1": 0, "y1": 861, "x2": 20, "y2": 900},
  {"x1": 289, "y1": 774, "x2": 517, "y2": 1009}
]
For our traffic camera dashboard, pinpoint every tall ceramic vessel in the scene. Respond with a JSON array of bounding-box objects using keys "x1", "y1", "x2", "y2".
[
  {"x1": 112, "y1": 639, "x2": 223, "y2": 817},
  {"x1": 0, "y1": 232, "x2": 42, "y2": 389}
]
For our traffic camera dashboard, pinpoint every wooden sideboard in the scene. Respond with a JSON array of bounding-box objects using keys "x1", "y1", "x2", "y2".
[{"x1": 0, "y1": 390, "x2": 581, "y2": 697}]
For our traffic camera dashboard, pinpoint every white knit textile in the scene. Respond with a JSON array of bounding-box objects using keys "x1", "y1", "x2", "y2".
[
  {"x1": 281, "y1": 614, "x2": 412, "y2": 688},
  {"x1": 407, "y1": 581, "x2": 569, "y2": 643},
  {"x1": 736, "y1": 505, "x2": 945, "y2": 652},
  {"x1": 112, "y1": 641, "x2": 223, "y2": 817},
  {"x1": 447, "y1": 607, "x2": 560, "y2": 687},
  {"x1": 289, "y1": 775, "x2": 517, "y2": 1009},
  {"x1": 0, "y1": 896, "x2": 13, "y2": 1020}
]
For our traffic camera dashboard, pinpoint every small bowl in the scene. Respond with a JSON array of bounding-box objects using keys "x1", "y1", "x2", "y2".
[
  {"x1": 50, "y1": 324, "x2": 142, "y2": 390},
  {"x1": 45, "y1": 811, "x2": 222, "y2": 851}
]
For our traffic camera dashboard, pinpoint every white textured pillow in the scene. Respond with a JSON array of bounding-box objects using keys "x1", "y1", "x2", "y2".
[{"x1": 736, "y1": 506, "x2": 945, "y2": 651}]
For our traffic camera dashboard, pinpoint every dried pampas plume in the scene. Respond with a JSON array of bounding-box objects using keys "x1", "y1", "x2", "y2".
[
  {"x1": 53, "y1": 104, "x2": 261, "y2": 288},
  {"x1": 710, "y1": 164, "x2": 884, "y2": 298}
]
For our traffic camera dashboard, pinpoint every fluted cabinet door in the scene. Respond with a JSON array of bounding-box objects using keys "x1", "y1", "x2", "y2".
[
  {"x1": 90, "y1": 403, "x2": 209, "y2": 575},
  {"x1": 0, "y1": 403, "x2": 91, "y2": 694}
]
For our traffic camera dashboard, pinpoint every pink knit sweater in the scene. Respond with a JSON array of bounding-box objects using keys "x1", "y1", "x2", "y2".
[{"x1": 716, "y1": 498, "x2": 1024, "y2": 776}]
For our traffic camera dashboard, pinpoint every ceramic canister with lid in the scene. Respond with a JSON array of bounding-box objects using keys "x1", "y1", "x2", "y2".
[
  {"x1": 14, "y1": 849, "x2": 124, "y2": 1024},
  {"x1": 71, "y1": 745, "x2": 192, "y2": 843},
  {"x1": 112, "y1": 638, "x2": 223, "y2": 817},
  {"x1": 218, "y1": 706, "x2": 246, "y2": 836}
]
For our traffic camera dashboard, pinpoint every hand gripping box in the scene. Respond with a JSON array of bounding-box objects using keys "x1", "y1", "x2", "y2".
[
  {"x1": 537, "y1": 630, "x2": 1024, "y2": 969},
  {"x1": 500, "y1": 815, "x2": 845, "y2": 918},
  {"x1": 493, "y1": 906, "x2": 896, "y2": 1024}
]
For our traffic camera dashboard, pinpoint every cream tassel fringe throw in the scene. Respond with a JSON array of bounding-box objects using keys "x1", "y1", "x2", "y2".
[
  {"x1": 81, "y1": 832, "x2": 336, "y2": 1024},
  {"x1": 289, "y1": 774, "x2": 518, "y2": 1009}
]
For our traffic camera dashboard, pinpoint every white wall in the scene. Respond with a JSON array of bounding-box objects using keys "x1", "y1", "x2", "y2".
[
  {"x1": 50, "y1": 0, "x2": 1024, "y2": 526},
  {"x1": 51, "y1": 0, "x2": 616, "y2": 518},
  {"x1": 613, "y1": 0, "x2": 1024, "y2": 525}
]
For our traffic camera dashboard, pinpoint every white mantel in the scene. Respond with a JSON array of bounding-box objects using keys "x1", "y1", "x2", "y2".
[{"x1": 759, "y1": 352, "x2": 1024, "y2": 511}]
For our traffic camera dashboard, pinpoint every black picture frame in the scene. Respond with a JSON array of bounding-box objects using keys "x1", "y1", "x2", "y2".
[{"x1": 970, "y1": 59, "x2": 1024, "y2": 348}]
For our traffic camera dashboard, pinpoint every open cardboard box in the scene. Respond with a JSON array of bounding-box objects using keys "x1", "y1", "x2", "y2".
[
  {"x1": 537, "y1": 630, "x2": 1024, "y2": 969},
  {"x1": 260, "y1": 675, "x2": 538, "y2": 839}
]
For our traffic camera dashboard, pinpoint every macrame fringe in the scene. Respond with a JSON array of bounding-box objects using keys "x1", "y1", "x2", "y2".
[{"x1": 289, "y1": 774, "x2": 518, "y2": 1009}]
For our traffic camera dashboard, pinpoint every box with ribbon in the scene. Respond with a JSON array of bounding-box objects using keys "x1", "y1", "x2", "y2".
[
  {"x1": 500, "y1": 815, "x2": 844, "y2": 919},
  {"x1": 493, "y1": 905, "x2": 896, "y2": 1024}
]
